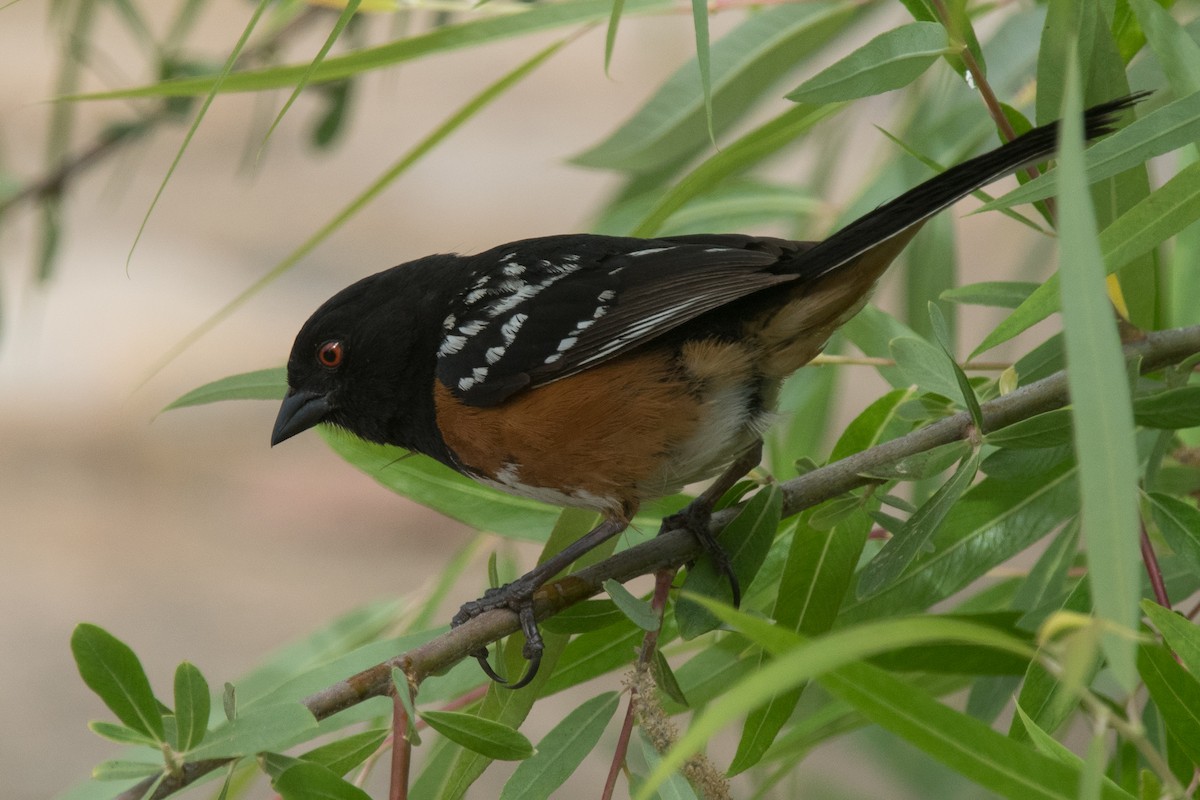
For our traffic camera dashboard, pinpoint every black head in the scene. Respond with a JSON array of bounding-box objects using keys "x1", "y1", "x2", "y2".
[{"x1": 271, "y1": 256, "x2": 463, "y2": 458}]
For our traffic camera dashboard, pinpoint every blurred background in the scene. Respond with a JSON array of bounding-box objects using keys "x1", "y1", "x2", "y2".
[{"x1": 0, "y1": 2, "x2": 1036, "y2": 797}]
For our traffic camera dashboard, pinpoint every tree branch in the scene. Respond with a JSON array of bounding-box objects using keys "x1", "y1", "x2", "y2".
[{"x1": 116, "y1": 323, "x2": 1200, "y2": 800}]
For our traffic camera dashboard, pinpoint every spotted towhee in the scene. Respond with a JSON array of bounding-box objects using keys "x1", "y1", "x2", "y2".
[{"x1": 272, "y1": 95, "x2": 1141, "y2": 688}]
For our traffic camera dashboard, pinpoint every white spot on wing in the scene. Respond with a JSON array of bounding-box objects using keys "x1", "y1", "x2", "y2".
[
  {"x1": 501, "y1": 313, "x2": 527, "y2": 344},
  {"x1": 557, "y1": 336, "x2": 577, "y2": 352},
  {"x1": 439, "y1": 334, "x2": 467, "y2": 356},
  {"x1": 485, "y1": 345, "x2": 506, "y2": 364},
  {"x1": 627, "y1": 246, "x2": 673, "y2": 257}
]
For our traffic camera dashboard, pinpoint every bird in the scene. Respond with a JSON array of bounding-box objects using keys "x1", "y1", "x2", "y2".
[{"x1": 271, "y1": 94, "x2": 1142, "y2": 689}]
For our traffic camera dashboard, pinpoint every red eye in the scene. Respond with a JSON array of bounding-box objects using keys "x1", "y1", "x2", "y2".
[{"x1": 317, "y1": 340, "x2": 344, "y2": 369}]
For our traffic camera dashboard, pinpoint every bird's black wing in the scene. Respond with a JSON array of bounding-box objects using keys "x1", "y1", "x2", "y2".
[{"x1": 435, "y1": 233, "x2": 804, "y2": 407}]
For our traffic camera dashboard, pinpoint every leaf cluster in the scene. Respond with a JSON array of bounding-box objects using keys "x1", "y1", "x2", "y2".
[{"x1": 38, "y1": 0, "x2": 1200, "y2": 798}]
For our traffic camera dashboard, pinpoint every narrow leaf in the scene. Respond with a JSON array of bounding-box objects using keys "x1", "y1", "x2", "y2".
[
  {"x1": 1147, "y1": 492, "x2": 1200, "y2": 580},
  {"x1": 71, "y1": 624, "x2": 164, "y2": 741},
  {"x1": 165, "y1": 367, "x2": 287, "y2": 410},
  {"x1": 858, "y1": 448, "x2": 982, "y2": 597},
  {"x1": 1056, "y1": 60, "x2": 1140, "y2": 690},
  {"x1": 499, "y1": 692, "x2": 619, "y2": 800},
  {"x1": 975, "y1": 159, "x2": 1200, "y2": 354},
  {"x1": 260, "y1": 0, "x2": 362, "y2": 154},
  {"x1": 676, "y1": 484, "x2": 783, "y2": 638},
  {"x1": 301, "y1": 729, "x2": 388, "y2": 777},
  {"x1": 1141, "y1": 600, "x2": 1200, "y2": 676},
  {"x1": 419, "y1": 710, "x2": 534, "y2": 761},
  {"x1": 604, "y1": 580, "x2": 659, "y2": 631},
  {"x1": 981, "y1": 89, "x2": 1198, "y2": 212},
  {"x1": 275, "y1": 762, "x2": 373, "y2": 800},
  {"x1": 173, "y1": 661, "x2": 210, "y2": 752},
  {"x1": 688, "y1": 0, "x2": 714, "y2": 144},
  {"x1": 786, "y1": 22, "x2": 949, "y2": 104},
  {"x1": 1138, "y1": 645, "x2": 1200, "y2": 765},
  {"x1": 188, "y1": 702, "x2": 317, "y2": 759},
  {"x1": 127, "y1": 0, "x2": 272, "y2": 270}
]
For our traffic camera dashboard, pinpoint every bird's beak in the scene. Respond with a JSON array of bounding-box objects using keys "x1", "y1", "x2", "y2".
[{"x1": 271, "y1": 389, "x2": 332, "y2": 446}]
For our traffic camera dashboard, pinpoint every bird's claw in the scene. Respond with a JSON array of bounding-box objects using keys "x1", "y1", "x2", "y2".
[
  {"x1": 453, "y1": 584, "x2": 544, "y2": 689},
  {"x1": 660, "y1": 503, "x2": 741, "y2": 607}
]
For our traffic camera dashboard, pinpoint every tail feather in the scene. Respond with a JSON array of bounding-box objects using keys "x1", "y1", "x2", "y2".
[{"x1": 791, "y1": 92, "x2": 1149, "y2": 282}]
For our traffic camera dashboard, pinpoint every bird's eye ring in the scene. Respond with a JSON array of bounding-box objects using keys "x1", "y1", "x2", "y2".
[{"x1": 317, "y1": 340, "x2": 344, "y2": 369}]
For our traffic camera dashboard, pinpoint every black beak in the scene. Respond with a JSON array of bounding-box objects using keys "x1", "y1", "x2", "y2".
[{"x1": 271, "y1": 389, "x2": 332, "y2": 446}]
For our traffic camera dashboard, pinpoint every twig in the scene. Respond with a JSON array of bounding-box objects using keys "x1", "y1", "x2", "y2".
[
  {"x1": 389, "y1": 691, "x2": 411, "y2": 800},
  {"x1": 113, "y1": 323, "x2": 1200, "y2": 800},
  {"x1": 604, "y1": 568, "x2": 677, "y2": 800},
  {"x1": 1140, "y1": 520, "x2": 1171, "y2": 610}
]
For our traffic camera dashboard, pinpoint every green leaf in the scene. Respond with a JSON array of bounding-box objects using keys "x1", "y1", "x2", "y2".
[
  {"x1": 861, "y1": 440, "x2": 971, "y2": 481},
  {"x1": 629, "y1": 103, "x2": 838, "y2": 237},
  {"x1": 981, "y1": 89, "x2": 1199, "y2": 212},
  {"x1": 928, "y1": 302, "x2": 982, "y2": 428},
  {"x1": 729, "y1": 509, "x2": 869, "y2": 774},
  {"x1": 1142, "y1": 600, "x2": 1200, "y2": 676},
  {"x1": 542, "y1": 621, "x2": 643, "y2": 696},
  {"x1": 985, "y1": 409, "x2": 1074, "y2": 449},
  {"x1": 71, "y1": 624, "x2": 164, "y2": 742},
  {"x1": 188, "y1": 702, "x2": 317, "y2": 759},
  {"x1": 975, "y1": 159, "x2": 1200, "y2": 354},
  {"x1": 73, "y1": 0, "x2": 671, "y2": 100},
  {"x1": 891, "y1": 336, "x2": 964, "y2": 401},
  {"x1": 829, "y1": 387, "x2": 916, "y2": 461},
  {"x1": 827, "y1": 661, "x2": 1135, "y2": 800},
  {"x1": 300, "y1": 729, "x2": 388, "y2": 777},
  {"x1": 786, "y1": 22, "x2": 949, "y2": 104},
  {"x1": 1056, "y1": 62, "x2": 1141, "y2": 690},
  {"x1": 575, "y1": 3, "x2": 855, "y2": 172},
  {"x1": 125, "y1": 0, "x2": 272, "y2": 271},
  {"x1": 164, "y1": 368, "x2": 287, "y2": 410},
  {"x1": 637, "y1": 731, "x2": 701, "y2": 800},
  {"x1": 540, "y1": 599, "x2": 625, "y2": 634},
  {"x1": 274, "y1": 761, "x2": 373, "y2": 800},
  {"x1": 1128, "y1": 0, "x2": 1200, "y2": 97},
  {"x1": 173, "y1": 661, "x2": 209, "y2": 752},
  {"x1": 87, "y1": 720, "x2": 160, "y2": 747},
  {"x1": 92, "y1": 760, "x2": 164, "y2": 781},
  {"x1": 1146, "y1": 492, "x2": 1200, "y2": 580},
  {"x1": 676, "y1": 484, "x2": 783, "y2": 638},
  {"x1": 603, "y1": 0, "x2": 626, "y2": 74},
  {"x1": 1138, "y1": 644, "x2": 1200, "y2": 765},
  {"x1": 321, "y1": 430, "x2": 560, "y2": 541},
  {"x1": 688, "y1": 0, "x2": 713, "y2": 145},
  {"x1": 419, "y1": 710, "x2": 534, "y2": 761},
  {"x1": 260, "y1": 0, "x2": 362, "y2": 154},
  {"x1": 603, "y1": 580, "x2": 659, "y2": 631},
  {"x1": 841, "y1": 466, "x2": 1078, "y2": 623},
  {"x1": 635, "y1": 613, "x2": 1036, "y2": 798},
  {"x1": 1134, "y1": 386, "x2": 1200, "y2": 429},
  {"x1": 499, "y1": 692, "x2": 619, "y2": 800},
  {"x1": 940, "y1": 281, "x2": 1041, "y2": 308},
  {"x1": 857, "y1": 447, "x2": 982, "y2": 597}
]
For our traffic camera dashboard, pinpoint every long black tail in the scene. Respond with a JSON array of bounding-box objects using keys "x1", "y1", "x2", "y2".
[{"x1": 793, "y1": 92, "x2": 1148, "y2": 281}]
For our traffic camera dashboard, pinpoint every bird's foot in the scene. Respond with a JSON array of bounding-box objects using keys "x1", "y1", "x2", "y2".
[
  {"x1": 659, "y1": 500, "x2": 741, "y2": 607},
  {"x1": 452, "y1": 582, "x2": 543, "y2": 690}
]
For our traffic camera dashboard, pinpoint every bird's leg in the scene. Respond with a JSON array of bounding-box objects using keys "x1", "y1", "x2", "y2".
[
  {"x1": 453, "y1": 513, "x2": 630, "y2": 689},
  {"x1": 658, "y1": 440, "x2": 764, "y2": 607}
]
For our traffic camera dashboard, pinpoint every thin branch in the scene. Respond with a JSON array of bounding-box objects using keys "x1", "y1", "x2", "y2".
[
  {"x1": 389, "y1": 691, "x2": 411, "y2": 800},
  {"x1": 1140, "y1": 520, "x2": 1171, "y2": 610},
  {"x1": 114, "y1": 323, "x2": 1200, "y2": 800}
]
